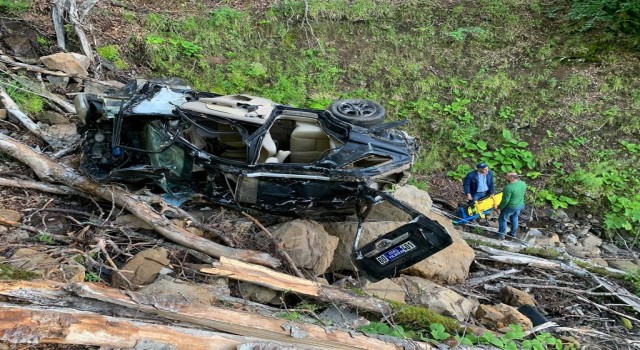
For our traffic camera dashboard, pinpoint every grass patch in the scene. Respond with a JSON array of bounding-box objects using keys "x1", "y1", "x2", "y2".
[
  {"x1": 0, "y1": 0, "x2": 31, "y2": 13},
  {"x1": 0, "y1": 263, "x2": 38, "y2": 280},
  {"x1": 97, "y1": 45, "x2": 129, "y2": 69}
]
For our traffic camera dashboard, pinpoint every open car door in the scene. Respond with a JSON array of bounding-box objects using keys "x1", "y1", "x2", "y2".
[{"x1": 352, "y1": 187, "x2": 453, "y2": 282}]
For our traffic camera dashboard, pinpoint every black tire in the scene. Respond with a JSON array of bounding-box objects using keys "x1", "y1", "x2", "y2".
[
  {"x1": 517, "y1": 304, "x2": 548, "y2": 326},
  {"x1": 329, "y1": 99, "x2": 386, "y2": 127}
]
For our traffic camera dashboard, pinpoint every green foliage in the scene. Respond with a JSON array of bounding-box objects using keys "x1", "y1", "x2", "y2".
[
  {"x1": 36, "y1": 233, "x2": 54, "y2": 244},
  {"x1": 84, "y1": 272, "x2": 100, "y2": 282},
  {"x1": 4, "y1": 84, "x2": 44, "y2": 114},
  {"x1": 0, "y1": 0, "x2": 31, "y2": 13},
  {"x1": 446, "y1": 27, "x2": 489, "y2": 42},
  {"x1": 0, "y1": 263, "x2": 38, "y2": 280},
  {"x1": 605, "y1": 194, "x2": 640, "y2": 231},
  {"x1": 359, "y1": 321, "x2": 413, "y2": 338},
  {"x1": 456, "y1": 129, "x2": 535, "y2": 174},
  {"x1": 97, "y1": 45, "x2": 129, "y2": 69},
  {"x1": 537, "y1": 190, "x2": 579, "y2": 209},
  {"x1": 275, "y1": 311, "x2": 303, "y2": 321},
  {"x1": 568, "y1": 0, "x2": 640, "y2": 35},
  {"x1": 447, "y1": 164, "x2": 473, "y2": 181}
]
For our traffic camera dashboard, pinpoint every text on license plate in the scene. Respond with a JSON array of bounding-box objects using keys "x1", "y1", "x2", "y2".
[{"x1": 375, "y1": 241, "x2": 417, "y2": 266}]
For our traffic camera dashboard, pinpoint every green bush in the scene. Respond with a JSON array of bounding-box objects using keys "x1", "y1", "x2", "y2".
[
  {"x1": 568, "y1": 0, "x2": 640, "y2": 35},
  {"x1": 0, "y1": 0, "x2": 31, "y2": 13}
]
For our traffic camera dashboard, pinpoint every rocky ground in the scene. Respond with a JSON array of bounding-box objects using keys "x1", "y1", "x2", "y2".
[{"x1": 1, "y1": 2, "x2": 640, "y2": 349}]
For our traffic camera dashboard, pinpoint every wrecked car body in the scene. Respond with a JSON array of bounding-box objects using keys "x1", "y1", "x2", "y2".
[{"x1": 75, "y1": 78, "x2": 452, "y2": 280}]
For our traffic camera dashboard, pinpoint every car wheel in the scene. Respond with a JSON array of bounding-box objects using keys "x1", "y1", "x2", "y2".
[{"x1": 329, "y1": 99, "x2": 386, "y2": 127}]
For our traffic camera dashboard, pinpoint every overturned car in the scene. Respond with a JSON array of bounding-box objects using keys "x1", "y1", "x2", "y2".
[{"x1": 75, "y1": 78, "x2": 452, "y2": 281}]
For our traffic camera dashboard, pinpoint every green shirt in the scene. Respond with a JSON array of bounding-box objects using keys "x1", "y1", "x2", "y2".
[{"x1": 499, "y1": 180, "x2": 526, "y2": 209}]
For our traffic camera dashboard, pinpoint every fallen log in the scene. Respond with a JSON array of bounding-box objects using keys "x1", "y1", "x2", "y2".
[
  {"x1": 201, "y1": 256, "x2": 392, "y2": 316},
  {"x1": 0, "y1": 133, "x2": 281, "y2": 269},
  {"x1": 0, "y1": 304, "x2": 297, "y2": 350},
  {"x1": 0, "y1": 280, "x2": 425, "y2": 350}
]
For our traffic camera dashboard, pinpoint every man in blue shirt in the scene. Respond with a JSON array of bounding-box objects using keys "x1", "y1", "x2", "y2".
[{"x1": 463, "y1": 163, "x2": 495, "y2": 202}]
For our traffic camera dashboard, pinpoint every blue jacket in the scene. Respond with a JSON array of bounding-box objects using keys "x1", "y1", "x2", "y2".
[{"x1": 463, "y1": 170, "x2": 495, "y2": 197}]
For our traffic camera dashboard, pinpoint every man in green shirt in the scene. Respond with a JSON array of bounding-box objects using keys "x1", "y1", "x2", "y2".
[{"x1": 495, "y1": 173, "x2": 526, "y2": 239}]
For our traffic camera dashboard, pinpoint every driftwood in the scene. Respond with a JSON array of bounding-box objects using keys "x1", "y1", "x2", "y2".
[
  {"x1": 0, "y1": 304, "x2": 298, "y2": 350},
  {"x1": 0, "y1": 280, "x2": 424, "y2": 350},
  {"x1": 201, "y1": 257, "x2": 392, "y2": 316},
  {"x1": 0, "y1": 85, "x2": 65, "y2": 149},
  {"x1": 0, "y1": 133, "x2": 281, "y2": 269}
]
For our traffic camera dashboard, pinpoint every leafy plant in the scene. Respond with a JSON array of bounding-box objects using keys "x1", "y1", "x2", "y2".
[
  {"x1": 36, "y1": 233, "x2": 54, "y2": 244},
  {"x1": 538, "y1": 189, "x2": 579, "y2": 209},
  {"x1": 97, "y1": 45, "x2": 128, "y2": 69},
  {"x1": 447, "y1": 164, "x2": 473, "y2": 181},
  {"x1": 84, "y1": 272, "x2": 100, "y2": 282}
]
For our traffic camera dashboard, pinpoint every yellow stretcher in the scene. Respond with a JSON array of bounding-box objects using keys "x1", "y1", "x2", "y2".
[{"x1": 454, "y1": 192, "x2": 503, "y2": 225}]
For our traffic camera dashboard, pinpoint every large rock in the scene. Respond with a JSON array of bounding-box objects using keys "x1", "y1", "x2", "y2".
[
  {"x1": 111, "y1": 247, "x2": 171, "y2": 289},
  {"x1": 499, "y1": 286, "x2": 536, "y2": 307},
  {"x1": 270, "y1": 219, "x2": 339, "y2": 275},
  {"x1": 7, "y1": 248, "x2": 84, "y2": 282},
  {"x1": 403, "y1": 212, "x2": 475, "y2": 284},
  {"x1": 367, "y1": 185, "x2": 433, "y2": 221},
  {"x1": 475, "y1": 304, "x2": 533, "y2": 331},
  {"x1": 362, "y1": 278, "x2": 405, "y2": 303},
  {"x1": 40, "y1": 52, "x2": 90, "y2": 77},
  {"x1": 139, "y1": 276, "x2": 214, "y2": 306},
  {"x1": 398, "y1": 276, "x2": 479, "y2": 321}
]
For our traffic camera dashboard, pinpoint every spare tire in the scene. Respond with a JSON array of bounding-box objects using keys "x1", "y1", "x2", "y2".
[{"x1": 329, "y1": 99, "x2": 385, "y2": 127}]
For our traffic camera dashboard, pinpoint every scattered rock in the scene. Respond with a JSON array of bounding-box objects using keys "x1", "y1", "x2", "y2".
[
  {"x1": 35, "y1": 111, "x2": 69, "y2": 125},
  {"x1": 607, "y1": 259, "x2": 640, "y2": 273},
  {"x1": 139, "y1": 276, "x2": 214, "y2": 306},
  {"x1": 367, "y1": 185, "x2": 433, "y2": 221},
  {"x1": 111, "y1": 247, "x2": 171, "y2": 289},
  {"x1": 46, "y1": 75, "x2": 70, "y2": 89},
  {"x1": 399, "y1": 276, "x2": 479, "y2": 321},
  {"x1": 0, "y1": 109, "x2": 6, "y2": 120},
  {"x1": 270, "y1": 219, "x2": 339, "y2": 275},
  {"x1": 318, "y1": 304, "x2": 369, "y2": 328},
  {"x1": 580, "y1": 234, "x2": 603, "y2": 251},
  {"x1": 0, "y1": 208, "x2": 21, "y2": 222},
  {"x1": 238, "y1": 281, "x2": 278, "y2": 304},
  {"x1": 588, "y1": 257, "x2": 608, "y2": 267},
  {"x1": 40, "y1": 52, "x2": 90, "y2": 77},
  {"x1": 362, "y1": 278, "x2": 405, "y2": 303},
  {"x1": 0, "y1": 228, "x2": 29, "y2": 243},
  {"x1": 83, "y1": 80, "x2": 125, "y2": 94},
  {"x1": 475, "y1": 303, "x2": 533, "y2": 330},
  {"x1": 3, "y1": 35, "x2": 35, "y2": 57},
  {"x1": 563, "y1": 233, "x2": 578, "y2": 245},
  {"x1": 114, "y1": 214, "x2": 153, "y2": 230},
  {"x1": 47, "y1": 123, "x2": 77, "y2": 139},
  {"x1": 499, "y1": 286, "x2": 536, "y2": 306}
]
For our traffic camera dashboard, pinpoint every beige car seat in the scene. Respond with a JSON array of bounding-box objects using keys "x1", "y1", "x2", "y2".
[{"x1": 289, "y1": 121, "x2": 331, "y2": 163}]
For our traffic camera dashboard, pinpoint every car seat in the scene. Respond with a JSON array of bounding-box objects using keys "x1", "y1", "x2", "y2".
[{"x1": 289, "y1": 121, "x2": 331, "y2": 163}]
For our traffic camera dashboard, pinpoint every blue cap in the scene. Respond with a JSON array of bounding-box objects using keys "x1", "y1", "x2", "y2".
[{"x1": 476, "y1": 163, "x2": 488, "y2": 169}]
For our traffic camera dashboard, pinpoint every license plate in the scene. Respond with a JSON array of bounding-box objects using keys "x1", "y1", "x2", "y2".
[{"x1": 375, "y1": 241, "x2": 416, "y2": 266}]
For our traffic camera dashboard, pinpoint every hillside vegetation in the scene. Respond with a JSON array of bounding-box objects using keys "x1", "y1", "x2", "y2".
[{"x1": 5, "y1": 0, "x2": 640, "y2": 237}]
